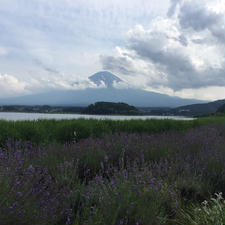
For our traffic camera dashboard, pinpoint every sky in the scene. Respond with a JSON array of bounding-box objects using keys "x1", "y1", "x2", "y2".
[{"x1": 0, "y1": 0, "x2": 224, "y2": 101}]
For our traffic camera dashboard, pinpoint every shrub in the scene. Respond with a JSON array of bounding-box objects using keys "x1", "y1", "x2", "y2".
[{"x1": 176, "y1": 192, "x2": 225, "y2": 225}]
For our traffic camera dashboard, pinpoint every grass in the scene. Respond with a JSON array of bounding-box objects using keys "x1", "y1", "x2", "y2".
[
  {"x1": 0, "y1": 115, "x2": 224, "y2": 144},
  {"x1": 175, "y1": 192, "x2": 225, "y2": 225}
]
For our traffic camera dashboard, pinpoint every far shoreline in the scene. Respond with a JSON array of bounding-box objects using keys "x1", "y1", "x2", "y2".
[{"x1": 0, "y1": 111, "x2": 195, "y2": 121}]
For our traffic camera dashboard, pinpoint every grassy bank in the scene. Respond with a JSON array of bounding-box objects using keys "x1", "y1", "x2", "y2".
[
  {"x1": 0, "y1": 123, "x2": 225, "y2": 224},
  {"x1": 0, "y1": 115, "x2": 224, "y2": 144}
]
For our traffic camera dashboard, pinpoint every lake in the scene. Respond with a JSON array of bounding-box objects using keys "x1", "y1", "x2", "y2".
[{"x1": 0, "y1": 112, "x2": 194, "y2": 121}]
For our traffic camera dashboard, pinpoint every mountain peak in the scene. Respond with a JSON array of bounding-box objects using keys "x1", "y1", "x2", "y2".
[{"x1": 88, "y1": 71, "x2": 122, "y2": 88}]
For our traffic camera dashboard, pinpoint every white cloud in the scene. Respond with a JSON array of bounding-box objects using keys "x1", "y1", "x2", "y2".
[
  {"x1": 0, "y1": 74, "x2": 28, "y2": 98},
  {"x1": 0, "y1": 0, "x2": 170, "y2": 80},
  {"x1": 0, "y1": 72, "x2": 108, "y2": 99},
  {"x1": 174, "y1": 86, "x2": 225, "y2": 101},
  {"x1": 101, "y1": 0, "x2": 225, "y2": 100},
  {"x1": 0, "y1": 46, "x2": 7, "y2": 56}
]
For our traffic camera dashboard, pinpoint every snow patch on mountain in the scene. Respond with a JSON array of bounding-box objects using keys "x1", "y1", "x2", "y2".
[{"x1": 88, "y1": 71, "x2": 123, "y2": 88}]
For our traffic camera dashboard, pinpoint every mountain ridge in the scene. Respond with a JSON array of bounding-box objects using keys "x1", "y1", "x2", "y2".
[
  {"x1": 172, "y1": 99, "x2": 225, "y2": 116},
  {"x1": 0, "y1": 71, "x2": 205, "y2": 107}
]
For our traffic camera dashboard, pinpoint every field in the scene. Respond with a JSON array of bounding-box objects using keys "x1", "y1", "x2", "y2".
[
  {"x1": 0, "y1": 116, "x2": 225, "y2": 225},
  {"x1": 0, "y1": 116, "x2": 224, "y2": 145}
]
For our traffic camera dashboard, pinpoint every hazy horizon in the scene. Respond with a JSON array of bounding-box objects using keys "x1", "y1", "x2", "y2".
[{"x1": 0, "y1": 0, "x2": 224, "y2": 101}]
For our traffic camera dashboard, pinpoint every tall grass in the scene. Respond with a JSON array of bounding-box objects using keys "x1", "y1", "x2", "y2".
[
  {"x1": 0, "y1": 115, "x2": 224, "y2": 144},
  {"x1": 176, "y1": 192, "x2": 225, "y2": 225}
]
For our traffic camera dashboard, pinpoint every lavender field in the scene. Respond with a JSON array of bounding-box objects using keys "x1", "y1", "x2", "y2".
[{"x1": 0, "y1": 120, "x2": 225, "y2": 225}]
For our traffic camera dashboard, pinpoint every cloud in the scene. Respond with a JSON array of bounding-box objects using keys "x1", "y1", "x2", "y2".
[
  {"x1": 101, "y1": 0, "x2": 225, "y2": 99},
  {"x1": 29, "y1": 75, "x2": 107, "y2": 92},
  {"x1": 0, "y1": 71, "x2": 110, "y2": 98},
  {"x1": 0, "y1": 74, "x2": 28, "y2": 98},
  {"x1": 179, "y1": 3, "x2": 221, "y2": 30},
  {"x1": 178, "y1": 1, "x2": 225, "y2": 43},
  {"x1": 0, "y1": 0, "x2": 170, "y2": 80},
  {"x1": 173, "y1": 86, "x2": 225, "y2": 101},
  {"x1": 100, "y1": 55, "x2": 134, "y2": 75},
  {"x1": 33, "y1": 59, "x2": 61, "y2": 75},
  {"x1": 0, "y1": 0, "x2": 224, "y2": 101},
  {"x1": 167, "y1": 0, "x2": 182, "y2": 17},
  {"x1": 0, "y1": 46, "x2": 8, "y2": 56}
]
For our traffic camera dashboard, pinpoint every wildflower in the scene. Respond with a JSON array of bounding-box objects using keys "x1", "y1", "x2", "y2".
[
  {"x1": 104, "y1": 155, "x2": 108, "y2": 162},
  {"x1": 110, "y1": 179, "x2": 114, "y2": 186},
  {"x1": 17, "y1": 192, "x2": 22, "y2": 197},
  {"x1": 66, "y1": 216, "x2": 71, "y2": 225}
]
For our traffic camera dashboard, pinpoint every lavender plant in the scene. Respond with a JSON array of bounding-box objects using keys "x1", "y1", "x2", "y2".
[{"x1": 0, "y1": 123, "x2": 224, "y2": 224}]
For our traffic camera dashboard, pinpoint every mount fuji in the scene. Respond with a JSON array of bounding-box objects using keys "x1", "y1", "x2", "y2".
[
  {"x1": 89, "y1": 71, "x2": 123, "y2": 88},
  {"x1": 0, "y1": 71, "x2": 204, "y2": 107}
]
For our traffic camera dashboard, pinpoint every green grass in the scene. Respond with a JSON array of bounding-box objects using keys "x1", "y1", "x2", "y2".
[
  {"x1": 175, "y1": 192, "x2": 225, "y2": 225},
  {"x1": 0, "y1": 115, "x2": 224, "y2": 144}
]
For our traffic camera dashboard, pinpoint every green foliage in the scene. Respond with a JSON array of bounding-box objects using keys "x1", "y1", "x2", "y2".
[
  {"x1": 75, "y1": 173, "x2": 175, "y2": 225},
  {"x1": 176, "y1": 193, "x2": 225, "y2": 225},
  {"x1": 0, "y1": 168, "x2": 66, "y2": 225},
  {"x1": 175, "y1": 176, "x2": 212, "y2": 203},
  {"x1": 82, "y1": 101, "x2": 142, "y2": 115},
  {"x1": 0, "y1": 116, "x2": 224, "y2": 145}
]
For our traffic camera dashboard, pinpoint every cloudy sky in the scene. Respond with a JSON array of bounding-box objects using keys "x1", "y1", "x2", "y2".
[{"x1": 0, "y1": 0, "x2": 224, "y2": 100}]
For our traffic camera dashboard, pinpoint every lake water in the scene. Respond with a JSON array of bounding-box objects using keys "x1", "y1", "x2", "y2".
[{"x1": 0, "y1": 112, "x2": 194, "y2": 121}]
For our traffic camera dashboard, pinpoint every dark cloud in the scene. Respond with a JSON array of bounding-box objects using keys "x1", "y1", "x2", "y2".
[
  {"x1": 102, "y1": 38, "x2": 225, "y2": 90},
  {"x1": 127, "y1": 37, "x2": 204, "y2": 90},
  {"x1": 178, "y1": 34, "x2": 188, "y2": 46},
  {"x1": 211, "y1": 27, "x2": 225, "y2": 43},
  {"x1": 191, "y1": 38, "x2": 205, "y2": 44},
  {"x1": 178, "y1": 2, "x2": 224, "y2": 42},
  {"x1": 33, "y1": 59, "x2": 61, "y2": 75},
  {"x1": 167, "y1": 0, "x2": 182, "y2": 17},
  {"x1": 100, "y1": 55, "x2": 134, "y2": 75},
  {"x1": 179, "y1": 3, "x2": 221, "y2": 30}
]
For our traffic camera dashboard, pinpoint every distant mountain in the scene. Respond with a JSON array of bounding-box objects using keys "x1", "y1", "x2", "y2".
[
  {"x1": 172, "y1": 99, "x2": 225, "y2": 116},
  {"x1": 217, "y1": 104, "x2": 225, "y2": 113},
  {"x1": 0, "y1": 71, "x2": 205, "y2": 107},
  {"x1": 89, "y1": 71, "x2": 122, "y2": 88}
]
